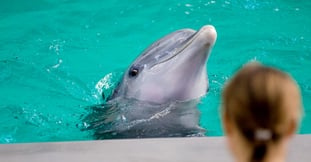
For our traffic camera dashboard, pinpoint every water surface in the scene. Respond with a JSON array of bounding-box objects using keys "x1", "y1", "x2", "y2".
[{"x1": 0, "y1": 0, "x2": 310, "y2": 143}]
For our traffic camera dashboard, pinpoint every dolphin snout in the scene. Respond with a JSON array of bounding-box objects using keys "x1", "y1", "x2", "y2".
[{"x1": 198, "y1": 25, "x2": 217, "y2": 47}]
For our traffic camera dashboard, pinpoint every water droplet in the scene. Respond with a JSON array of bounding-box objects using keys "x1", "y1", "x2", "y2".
[{"x1": 185, "y1": 4, "x2": 192, "y2": 7}]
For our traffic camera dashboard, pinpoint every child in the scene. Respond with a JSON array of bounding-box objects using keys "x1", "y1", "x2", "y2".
[{"x1": 221, "y1": 62, "x2": 302, "y2": 162}]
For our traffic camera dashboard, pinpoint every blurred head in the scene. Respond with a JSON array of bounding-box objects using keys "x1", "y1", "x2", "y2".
[
  {"x1": 112, "y1": 25, "x2": 217, "y2": 103},
  {"x1": 221, "y1": 62, "x2": 302, "y2": 162}
]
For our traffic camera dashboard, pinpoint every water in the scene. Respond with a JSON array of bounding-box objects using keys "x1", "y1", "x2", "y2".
[
  {"x1": 0, "y1": 0, "x2": 310, "y2": 143},
  {"x1": 81, "y1": 98, "x2": 204, "y2": 139}
]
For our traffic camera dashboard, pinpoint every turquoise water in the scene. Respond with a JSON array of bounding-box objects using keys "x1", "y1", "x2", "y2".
[{"x1": 0, "y1": 0, "x2": 310, "y2": 143}]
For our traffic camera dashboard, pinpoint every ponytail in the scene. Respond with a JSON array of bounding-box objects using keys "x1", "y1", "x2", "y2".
[
  {"x1": 251, "y1": 143, "x2": 267, "y2": 162},
  {"x1": 242, "y1": 128, "x2": 280, "y2": 162}
]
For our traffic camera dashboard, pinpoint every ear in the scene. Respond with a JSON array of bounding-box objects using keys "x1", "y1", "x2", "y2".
[
  {"x1": 222, "y1": 111, "x2": 232, "y2": 135},
  {"x1": 286, "y1": 119, "x2": 298, "y2": 138}
]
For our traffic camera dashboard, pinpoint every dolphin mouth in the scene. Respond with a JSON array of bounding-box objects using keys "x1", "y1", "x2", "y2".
[
  {"x1": 175, "y1": 25, "x2": 216, "y2": 54},
  {"x1": 150, "y1": 25, "x2": 216, "y2": 69}
]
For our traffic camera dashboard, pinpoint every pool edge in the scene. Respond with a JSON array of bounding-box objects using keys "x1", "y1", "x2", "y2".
[{"x1": 0, "y1": 135, "x2": 310, "y2": 162}]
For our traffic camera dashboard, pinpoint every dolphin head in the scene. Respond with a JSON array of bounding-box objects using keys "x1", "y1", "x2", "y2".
[{"x1": 112, "y1": 25, "x2": 217, "y2": 103}]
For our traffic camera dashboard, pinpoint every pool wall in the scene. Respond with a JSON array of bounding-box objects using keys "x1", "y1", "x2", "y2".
[{"x1": 0, "y1": 135, "x2": 310, "y2": 162}]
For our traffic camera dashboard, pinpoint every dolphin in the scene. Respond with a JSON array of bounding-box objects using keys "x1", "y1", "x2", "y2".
[
  {"x1": 109, "y1": 25, "x2": 217, "y2": 103},
  {"x1": 83, "y1": 25, "x2": 217, "y2": 139}
]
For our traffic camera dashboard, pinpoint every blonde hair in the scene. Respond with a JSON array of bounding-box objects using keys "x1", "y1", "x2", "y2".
[{"x1": 222, "y1": 62, "x2": 302, "y2": 162}]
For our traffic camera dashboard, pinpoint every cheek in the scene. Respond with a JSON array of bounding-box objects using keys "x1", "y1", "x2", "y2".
[
  {"x1": 226, "y1": 129, "x2": 241, "y2": 159},
  {"x1": 226, "y1": 135, "x2": 235, "y2": 153},
  {"x1": 134, "y1": 83, "x2": 168, "y2": 103},
  {"x1": 141, "y1": 85, "x2": 164, "y2": 99}
]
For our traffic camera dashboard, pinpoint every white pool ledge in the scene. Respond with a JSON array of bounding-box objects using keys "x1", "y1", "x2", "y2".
[{"x1": 0, "y1": 135, "x2": 310, "y2": 162}]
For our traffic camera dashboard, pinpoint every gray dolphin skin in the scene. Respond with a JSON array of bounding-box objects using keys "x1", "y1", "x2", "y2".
[
  {"x1": 110, "y1": 25, "x2": 217, "y2": 103},
  {"x1": 83, "y1": 25, "x2": 217, "y2": 139}
]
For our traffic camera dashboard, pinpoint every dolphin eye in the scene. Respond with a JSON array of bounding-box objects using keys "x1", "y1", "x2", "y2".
[{"x1": 129, "y1": 67, "x2": 139, "y2": 77}]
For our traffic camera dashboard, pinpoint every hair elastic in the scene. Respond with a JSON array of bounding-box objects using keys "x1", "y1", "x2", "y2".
[{"x1": 255, "y1": 129, "x2": 272, "y2": 141}]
